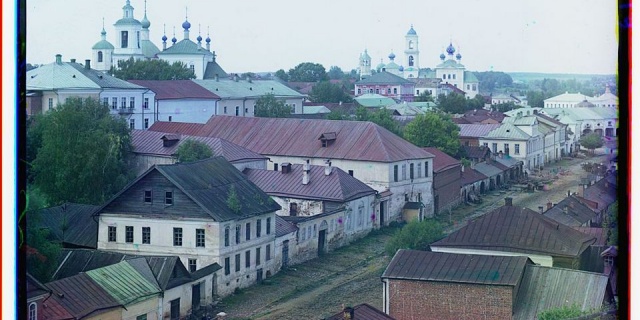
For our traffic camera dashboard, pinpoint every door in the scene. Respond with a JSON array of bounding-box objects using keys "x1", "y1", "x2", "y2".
[
  {"x1": 379, "y1": 201, "x2": 385, "y2": 226},
  {"x1": 282, "y1": 240, "x2": 289, "y2": 268},
  {"x1": 318, "y1": 229, "x2": 326, "y2": 256},
  {"x1": 257, "y1": 268, "x2": 263, "y2": 283},
  {"x1": 192, "y1": 283, "x2": 201, "y2": 310},
  {"x1": 170, "y1": 298, "x2": 180, "y2": 320}
]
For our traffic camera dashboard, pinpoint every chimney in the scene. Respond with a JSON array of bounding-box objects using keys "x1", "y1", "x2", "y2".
[
  {"x1": 567, "y1": 190, "x2": 571, "y2": 197},
  {"x1": 504, "y1": 197, "x2": 513, "y2": 206},
  {"x1": 85, "y1": 59, "x2": 91, "y2": 69},
  {"x1": 324, "y1": 160, "x2": 332, "y2": 176},
  {"x1": 70, "y1": 58, "x2": 76, "y2": 63},
  {"x1": 302, "y1": 160, "x2": 310, "y2": 185},
  {"x1": 547, "y1": 201, "x2": 552, "y2": 211},
  {"x1": 281, "y1": 163, "x2": 291, "y2": 174},
  {"x1": 55, "y1": 54, "x2": 62, "y2": 64},
  {"x1": 538, "y1": 206, "x2": 544, "y2": 214},
  {"x1": 216, "y1": 312, "x2": 227, "y2": 320}
]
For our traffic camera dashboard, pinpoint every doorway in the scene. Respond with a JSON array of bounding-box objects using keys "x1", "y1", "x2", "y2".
[
  {"x1": 257, "y1": 268, "x2": 263, "y2": 283},
  {"x1": 282, "y1": 240, "x2": 289, "y2": 268},
  {"x1": 318, "y1": 230, "x2": 326, "y2": 256},
  {"x1": 379, "y1": 201, "x2": 386, "y2": 226},
  {"x1": 192, "y1": 283, "x2": 201, "y2": 310}
]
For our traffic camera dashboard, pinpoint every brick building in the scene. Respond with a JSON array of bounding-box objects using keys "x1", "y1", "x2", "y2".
[{"x1": 423, "y1": 147, "x2": 462, "y2": 215}]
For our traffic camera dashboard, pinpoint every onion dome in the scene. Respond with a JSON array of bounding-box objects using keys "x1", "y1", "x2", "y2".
[
  {"x1": 206, "y1": 36, "x2": 211, "y2": 43},
  {"x1": 182, "y1": 19, "x2": 191, "y2": 30},
  {"x1": 446, "y1": 42, "x2": 455, "y2": 55},
  {"x1": 376, "y1": 59, "x2": 386, "y2": 70},
  {"x1": 456, "y1": 53, "x2": 462, "y2": 60},
  {"x1": 197, "y1": 35, "x2": 203, "y2": 42},
  {"x1": 399, "y1": 65, "x2": 404, "y2": 72},
  {"x1": 439, "y1": 53, "x2": 446, "y2": 60},
  {"x1": 141, "y1": 14, "x2": 150, "y2": 29},
  {"x1": 407, "y1": 24, "x2": 417, "y2": 35},
  {"x1": 171, "y1": 36, "x2": 177, "y2": 44},
  {"x1": 162, "y1": 34, "x2": 168, "y2": 42},
  {"x1": 388, "y1": 52, "x2": 396, "y2": 60}
]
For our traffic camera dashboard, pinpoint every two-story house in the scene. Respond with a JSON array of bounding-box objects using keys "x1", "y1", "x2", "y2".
[
  {"x1": 354, "y1": 71, "x2": 415, "y2": 102},
  {"x1": 94, "y1": 156, "x2": 281, "y2": 296},
  {"x1": 422, "y1": 148, "x2": 462, "y2": 215}
]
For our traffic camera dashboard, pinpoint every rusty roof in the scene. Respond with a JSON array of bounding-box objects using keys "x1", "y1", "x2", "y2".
[
  {"x1": 324, "y1": 303, "x2": 395, "y2": 320},
  {"x1": 40, "y1": 295, "x2": 75, "y2": 320},
  {"x1": 46, "y1": 273, "x2": 122, "y2": 319},
  {"x1": 382, "y1": 249, "x2": 531, "y2": 286},
  {"x1": 27, "y1": 273, "x2": 49, "y2": 300},
  {"x1": 131, "y1": 129, "x2": 267, "y2": 163},
  {"x1": 462, "y1": 145, "x2": 491, "y2": 159},
  {"x1": 431, "y1": 205, "x2": 597, "y2": 258},
  {"x1": 460, "y1": 166, "x2": 488, "y2": 185},
  {"x1": 128, "y1": 80, "x2": 219, "y2": 100},
  {"x1": 457, "y1": 124, "x2": 502, "y2": 138},
  {"x1": 148, "y1": 121, "x2": 205, "y2": 136},
  {"x1": 246, "y1": 164, "x2": 375, "y2": 202},
  {"x1": 583, "y1": 176, "x2": 617, "y2": 211},
  {"x1": 422, "y1": 147, "x2": 461, "y2": 172}
]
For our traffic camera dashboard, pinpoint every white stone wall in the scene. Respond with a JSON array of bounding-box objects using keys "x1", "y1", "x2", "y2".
[
  {"x1": 121, "y1": 296, "x2": 159, "y2": 320},
  {"x1": 157, "y1": 99, "x2": 217, "y2": 123}
]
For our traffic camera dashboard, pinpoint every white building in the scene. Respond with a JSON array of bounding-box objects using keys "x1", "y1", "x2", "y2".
[
  {"x1": 476, "y1": 120, "x2": 544, "y2": 171},
  {"x1": 434, "y1": 43, "x2": 480, "y2": 97},
  {"x1": 543, "y1": 85, "x2": 618, "y2": 109}
]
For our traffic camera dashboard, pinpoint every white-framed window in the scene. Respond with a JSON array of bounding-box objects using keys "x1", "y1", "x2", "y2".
[
  {"x1": 103, "y1": 97, "x2": 109, "y2": 107},
  {"x1": 108, "y1": 226, "x2": 117, "y2": 242},
  {"x1": 29, "y1": 303, "x2": 37, "y2": 320},
  {"x1": 129, "y1": 97, "x2": 135, "y2": 109},
  {"x1": 144, "y1": 118, "x2": 149, "y2": 129},
  {"x1": 188, "y1": 259, "x2": 197, "y2": 272},
  {"x1": 112, "y1": 97, "x2": 118, "y2": 109},
  {"x1": 121, "y1": 97, "x2": 127, "y2": 109},
  {"x1": 142, "y1": 227, "x2": 150, "y2": 244},
  {"x1": 144, "y1": 97, "x2": 149, "y2": 109},
  {"x1": 173, "y1": 227, "x2": 182, "y2": 246},
  {"x1": 515, "y1": 144, "x2": 520, "y2": 155},
  {"x1": 48, "y1": 98, "x2": 53, "y2": 109},
  {"x1": 196, "y1": 229, "x2": 205, "y2": 247}
]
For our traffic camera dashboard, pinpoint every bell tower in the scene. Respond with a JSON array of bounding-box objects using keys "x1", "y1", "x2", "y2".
[{"x1": 404, "y1": 24, "x2": 420, "y2": 78}]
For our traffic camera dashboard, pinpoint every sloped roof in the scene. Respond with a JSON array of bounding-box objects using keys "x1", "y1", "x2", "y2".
[
  {"x1": 92, "y1": 39, "x2": 114, "y2": 50},
  {"x1": 68, "y1": 63, "x2": 145, "y2": 89},
  {"x1": 462, "y1": 145, "x2": 491, "y2": 159},
  {"x1": 423, "y1": 147, "x2": 461, "y2": 172},
  {"x1": 158, "y1": 39, "x2": 214, "y2": 56},
  {"x1": 355, "y1": 93, "x2": 396, "y2": 107},
  {"x1": 148, "y1": 121, "x2": 205, "y2": 136},
  {"x1": 473, "y1": 162, "x2": 504, "y2": 178},
  {"x1": 275, "y1": 215, "x2": 298, "y2": 237},
  {"x1": 485, "y1": 123, "x2": 532, "y2": 140},
  {"x1": 503, "y1": 114, "x2": 538, "y2": 126},
  {"x1": 86, "y1": 260, "x2": 160, "y2": 306},
  {"x1": 355, "y1": 71, "x2": 413, "y2": 85},
  {"x1": 27, "y1": 61, "x2": 100, "y2": 90},
  {"x1": 203, "y1": 60, "x2": 229, "y2": 79},
  {"x1": 303, "y1": 105, "x2": 332, "y2": 114},
  {"x1": 27, "y1": 273, "x2": 49, "y2": 300},
  {"x1": 193, "y1": 79, "x2": 304, "y2": 99},
  {"x1": 128, "y1": 80, "x2": 219, "y2": 100},
  {"x1": 583, "y1": 176, "x2": 617, "y2": 211},
  {"x1": 544, "y1": 92, "x2": 594, "y2": 103},
  {"x1": 140, "y1": 40, "x2": 161, "y2": 59},
  {"x1": 464, "y1": 71, "x2": 479, "y2": 82},
  {"x1": 436, "y1": 59, "x2": 465, "y2": 68},
  {"x1": 382, "y1": 249, "x2": 531, "y2": 286},
  {"x1": 431, "y1": 205, "x2": 597, "y2": 258},
  {"x1": 30, "y1": 203, "x2": 99, "y2": 248},
  {"x1": 573, "y1": 227, "x2": 607, "y2": 246},
  {"x1": 461, "y1": 109, "x2": 506, "y2": 123},
  {"x1": 324, "y1": 303, "x2": 395, "y2": 320},
  {"x1": 461, "y1": 166, "x2": 488, "y2": 185},
  {"x1": 457, "y1": 124, "x2": 501, "y2": 138},
  {"x1": 245, "y1": 164, "x2": 375, "y2": 202},
  {"x1": 543, "y1": 195, "x2": 597, "y2": 227},
  {"x1": 98, "y1": 157, "x2": 280, "y2": 222},
  {"x1": 513, "y1": 265, "x2": 608, "y2": 320},
  {"x1": 39, "y1": 295, "x2": 74, "y2": 320},
  {"x1": 46, "y1": 273, "x2": 122, "y2": 319},
  {"x1": 494, "y1": 155, "x2": 522, "y2": 168},
  {"x1": 131, "y1": 129, "x2": 267, "y2": 163}
]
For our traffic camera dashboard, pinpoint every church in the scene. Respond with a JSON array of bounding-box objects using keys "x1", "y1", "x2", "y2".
[
  {"x1": 91, "y1": 0, "x2": 227, "y2": 80},
  {"x1": 358, "y1": 25, "x2": 479, "y2": 98}
]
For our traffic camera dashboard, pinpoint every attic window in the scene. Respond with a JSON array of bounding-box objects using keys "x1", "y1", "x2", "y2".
[
  {"x1": 161, "y1": 135, "x2": 180, "y2": 147},
  {"x1": 319, "y1": 132, "x2": 337, "y2": 147},
  {"x1": 144, "y1": 190, "x2": 152, "y2": 203},
  {"x1": 165, "y1": 191, "x2": 173, "y2": 205}
]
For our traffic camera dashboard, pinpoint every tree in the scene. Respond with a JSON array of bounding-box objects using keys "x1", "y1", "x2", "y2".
[
  {"x1": 437, "y1": 93, "x2": 469, "y2": 114},
  {"x1": 404, "y1": 113, "x2": 461, "y2": 156},
  {"x1": 328, "y1": 65, "x2": 345, "y2": 80},
  {"x1": 414, "y1": 91, "x2": 434, "y2": 103},
  {"x1": 110, "y1": 57, "x2": 196, "y2": 80},
  {"x1": 325, "y1": 110, "x2": 349, "y2": 120},
  {"x1": 274, "y1": 69, "x2": 289, "y2": 82},
  {"x1": 579, "y1": 132, "x2": 604, "y2": 154},
  {"x1": 287, "y1": 62, "x2": 328, "y2": 82},
  {"x1": 24, "y1": 187, "x2": 61, "y2": 282},
  {"x1": 493, "y1": 101, "x2": 521, "y2": 112},
  {"x1": 468, "y1": 94, "x2": 487, "y2": 110},
  {"x1": 254, "y1": 93, "x2": 291, "y2": 118},
  {"x1": 385, "y1": 219, "x2": 444, "y2": 256},
  {"x1": 175, "y1": 139, "x2": 213, "y2": 163},
  {"x1": 368, "y1": 108, "x2": 402, "y2": 136},
  {"x1": 309, "y1": 81, "x2": 353, "y2": 103},
  {"x1": 474, "y1": 71, "x2": 513, "y2": 92},
  {"x1": 526, "y1": 90, "x2": 546, "y2": 108},
  {"x1": 30, "y1": 97, "x2": 134, "y2": 205},
  {"x1": 537, "y1": 304, "x2": 591, "y2": 320}
]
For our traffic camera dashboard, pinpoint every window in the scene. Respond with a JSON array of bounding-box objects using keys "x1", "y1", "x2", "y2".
[
  {"x1": 291, "y1": 103, "x2": 296, "y2": 113},
  {"x1": 245, "y1": 107, "x2": 249, "y2": 114},
  {"x1": 410, "y1": 163, "x2": 414, "y2": 180},
  {"x1": 48, "y1": 98, "x2": 54, "y2": 109},
  {"x1": 416, "y1": 90, "x2": 420, "y2": 95},
  {"x1": 483, "y1": 142, "x2": 489, "y2": 147},
  {"x1": 387, "y1": 88, "x2": 391, "y2": 94},
  {"x1": 246, "y1": 223, "x2": 251, "y2": 241},
  {"x1": 375, "y1": 88, "x2": 380, "y2": 94},
  {"x1": 144, "y1": 97, "x2": 149, "y2": 109},
  {"x1": 144, "y1": 190, "x2": 152, "y2": 203},
  {"x1": 188, "y1": 259, "x2": 197, "y2": 272},
  {"x1": 235, "y1": 254, "x2": 241, "y2": 272},
  {"x1": 504, "y1": 143, "x2": 510, "y2": 155},
  {"x1": 112, "y1": 97, "x2": 118, "y2": 109},
  {"x1": 125, "y1": 226, "x2": 134, "y2": 243},
  {"x1": 137, "y1": 315, "x2": 148, "y2": 320},
  {"x1": 408, "y1": 55, "x2": 414, "y2": 66},
  {"x1": 394, "y1": 165, "x2": 398, "y2": 182},
  {"x1": 103, "y1": 97, "x2": 109, "y2": 107},
  {"x1": 417, "y1": 163, "x2": 422, "y2": 178},
  {"x1": 256, "y1": 219, "x2": 262, "y2": 238},
  {"x1": 266, "y1": 217, "x2": 271, "y2": 235},
  {"x1": 492, "y1": 143, "x2": 498, "y2": 153},
  {"x1": 130, "y1": 119, "x2": 135, "y2": 130},
  {"x1": 121, "y1": 31, "x2": 128, "y2": 48},
  {"x1": 223, "y1": 106, "x2": 227, "y2": 114},
  {"x1": 393, "y1": 88, "x2": 398, "y2": 94},
  {"x1": 418, "y1": 193, "x2": 422, "y2": 202},
  {"x1": 235, "y1": 225, "x2": 241, "y2": 244},
  {"x1": 425, "y1": 161, "x2": 429, "y2": 177},
  {"x1": 190, "y1": 64, "x2": 195, "y2": 73},
  {"x1": 144, "y1": 118, "x2": 149, "y2": 129},
  {"x1": 274, "y1": 163, "x2": 278, "y2": 171},
  {"x1": 98, "y1": 51, "x2": 103, "y2": 62},
  {"x1": 224, "y1": 227, "x2": 230, "y2": 247},
  {"x1": 173, "y1": 228, "x2": 183, "y2": 246},
  {"x1": 142, "y1": 227, "x2": 150, "y2": 244},
  {"x1": 168, "y1": 116, "x2": 172, "y2": 121},
  {"x1": 108, "y1": 226, "x2": 116, "y2": 242},
  {"x1": 402, "y1": 164, "x2": 406, "y2": 180},
  {"x1": 348, "y1": 170, "x2": 354, "y2": 176},
  {"x1": 290, "y1": 203, "x2": 298, "y2": 216},
  {"x1": 129, "y1": 97, "x2": 135, "y2": 109},
  {"x1": 405, "y1": 194, "x2": 409, "y2": 202},
  {"x1": 472, "y1": 84, "x2": 477, "y2": 91},
  {"x1": 515, "y1": 144, "x2": 520, "y2": 155},
  {"x1": 29, "y1": 303, "x2": 36, "y2": 320},
  {"x1": 357, "y1": 88, "x2": 361, "y2": 94},
  {"x1": 453, "y1": 74, "x2": 456, "y2": 79},
  {"x1": 442, "y1": 74, "x2": 446, "y2": 79},
  {"x1": 224, "y1": 257, "x2": 230, "y2": 275},
  {"x1": 235, "y1": 106, "x2": 240, "y2": 116},
  {"x1": 322, "y1": 140, "x2": 328, "y2": 148},
  {"x1": 196, "y1": 229, "x2": 205, "y2": 247},
  {"x1": 256, "y1": 247, "x2": 261, "y2": 265},
  {"x1": 165, "y1": 191, "x2": 173, "y2": 205},
  {"x1": 245, "y1": 250, "x2": 251, "y2": 268},
  {"x1": 266, "y1": 244, "x2": 271, "y2": 261},
  {"x1": 121, "y1": 97, "x2": 127, "y2": 109}
]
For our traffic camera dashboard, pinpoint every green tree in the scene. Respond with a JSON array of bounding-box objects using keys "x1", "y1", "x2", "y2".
[
  {"x1": 414, "y1": 91, "x2": 434, "y2": 103},
  {"x1": 493, "y1": 102, "x2": 521, "y2": 112},
  {"x1": 385, "y1": 219, "x2": 444, "y2": 256},
  {"x1": 254, "y1": 93, "x2": 291, "y2": 118},
  {"x1": 474, "y1": 71, "x2": 513, "y2": 92},
  {"x1": 537, "y1": 304, "x2": 591, "y2": 320},
  {"x1": 526, "y1": 90, "x2": 546, "y2": 108},
  {"x1": 328, "y1": 66, "x2": 345, "y2": 80},
  {"x1": 110, "y1": 57, "x2": 196, "y2": 80},
  {"x1": 175, "y1": 139, "x2": 214, "y2": 163},
  {"x1": 24, "y1": 187, "x2": 61, "y2": 282},
  {"x1": 288, "y1": 62, "x2": 328, "y2": 82},
  {"x1": 404, "y1": 113, "x2": 461, "y2": 156},
  {"x1": 274, "y1": 69, "x2": 289, "y2": 81},
  {"x1": 30, "y1": 97, "x2": 134, "y2": 205},
  {"x1": 437, "y1": 93, "x2": 469, "y2": 114},
  {"x1": 354, "y1": 106, "x2": 370, "y2": 121},
  {"x1": 468, "y1": 94, "x2": 487, "y2": 110},
  {"x1": 325, "y1": 110, "x2": 349, "y2": 120},
  {"x1": 579, "y1": 132, "x2": 604, "y2": 154},
  {"x1": 368, "y1": 108, "x2": 402, "y2": 136},
  {"x1": 309, "y1": 81, "x2": 353, "y2": 103}
]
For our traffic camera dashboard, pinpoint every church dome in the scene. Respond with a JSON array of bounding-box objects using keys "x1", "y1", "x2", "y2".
[
  {"x1": 456, "y1": 53, "x2": 462, "y2": 60},
  {"x1": 206, "y1": 36, "x2": 211, "y2": 43},
  {"x1": 399, "y1": 65, "x2": 404, "y2": 72},
  {"x1": 162, "y1": 34, "x2": 168, "y2": 42},
  {"x1": 439, "y1": 53, "x2": 446, "y2": 60},
  {"x1": 92, "y1": 39, "x2": 115, "y2": 50},
  {"x1": 197, "y1": 35, "x2": 203, "y2": 42},
  {"x1": 446, "y1": 43, "x2": 456, "y2": 55},
  {"x1": 376, "y1": 60, "x2": 386, "y2": 71},
  {"x1": 172, "y1": 36, "x2": 177, "y2": 44},
  {"x1": 407, "y1": 25, "x2": 417, "y2": 35},
  {"x1": 182, "y1": 19, "x2": 191, "y2": 30},
  {"x1": 388, "y1": 52, "x2": 396, "y2": 60},
  {"x1": 141, "y1": 14, "x2": 150, "y2": 29}
]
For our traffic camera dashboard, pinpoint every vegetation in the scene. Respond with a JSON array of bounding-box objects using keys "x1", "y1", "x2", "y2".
[
  {"x1": 325, "y1": 110, "x2": 349, "y2": 120},
  {"x1": 110, "y1": 57, "x2": 196, "y2": 80},
  {"x1": 175, "y1": 139, "x2": 214, "y2": 163},
  {"x1": 28, "y1": 97, "x2": 134, "y2": 205},
  {"x1": 353, "y1": 106, "x2": 402, "y2": 136},
  {"x1": 23, "y1": 187, "x2": 61, "y2": 282},
  {"x1": 287, "y1": 62, "x2": 329, "y2": 82},
  {"x1": 274, "y1": 69, "x2": 289, "y2": 82},
  {"x1": 537, "y1": 304, "x2": 591, "y2": 320},
  {"x1": 414, "y1": 91, "x2": 434, "y2": 102},
  {"x1": 579, "y1": 132, "x2": 604, "y2": 154},
  {"x1": 436, "y1": 92, "x2": 469, "y2": 114},
  {"x1": 227, "y1": 186, "x2": 241, "y2": 213},
  {"x1": 309, "y1": 81, "x2": 353, "y2": 103},
  {"x1": 403, "y1": 113, "x2": 461, "y2": 156},
  {"x1": 606, "y1": 201, "x2": 618, "y2": 245},
  {"x1": 474, "y1": 71, "x2": 514, "y2": 92},
  {"x1": 385, "y1": 219, "x2": 444, "y2": 256},
  {"x1": 492, "y1": 101, "x2": 521, "y2": 112},
  {"x1": 254, "y1": 93, "x2": 291, "y2": 118},
  {"x1": 327, "y1": 65, "x2": 346, "y2": 80}
]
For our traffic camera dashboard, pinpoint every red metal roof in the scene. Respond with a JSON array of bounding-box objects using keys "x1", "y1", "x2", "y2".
[
  {"x1": 45, "y1": 273, "x2": 122, "y2": 319},
  {"x1": 422, "y1": 147, "x2": 461, "y2": 172},
  {"x1": 461, "y1": 166, "x2": 487, "y2": 185},
  {"x1": 431, "y1": 205, "x2": 597, "y2": 258},
  {"x1": 40, "y1": 295, "x2": 74, "y2": 320},
  {"x1": 148, "y1": 121, "x2": 205, "y2": 136},
  {"x1": 128, "y1": 80, "x2": 219, "y2": 100},
  {"x1": 324, "y1": 303, "x2": 395, "y2": 320}
]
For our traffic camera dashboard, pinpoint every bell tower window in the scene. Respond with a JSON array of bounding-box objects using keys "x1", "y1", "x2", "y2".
[
  {"x1": 408, "y1": 56, "x2": 414, "y2": 67},
  {"x1": 408, "y1": 40, "x2": 414, "y2": 49},
  {"x1": 121, "y1": 31, "x2": 128, "y2": 48},
  {"x1": 98, "y1": 51, "x2": 103, "y2": 62}
]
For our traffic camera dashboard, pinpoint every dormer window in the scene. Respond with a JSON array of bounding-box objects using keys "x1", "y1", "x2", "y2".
[
  {"x1": 319, "y1": 132, "x2": 337, "y2": 148},
  {"x1": 161, "y1": 135, "x2": 180, "y2": 147}
]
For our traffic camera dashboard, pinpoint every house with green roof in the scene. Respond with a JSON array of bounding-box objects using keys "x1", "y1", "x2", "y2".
[
  {"x1": 477, "y1": 119, "x2": 545, "y2": 171},
  {"x1": 354, "y1": 71, "x2": 415, "y2": 102},
  {"x1": 26, "y1": 54, "x2": 156, "y2": 130}
]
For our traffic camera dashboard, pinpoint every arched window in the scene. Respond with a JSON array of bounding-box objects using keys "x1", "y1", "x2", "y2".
[
  {"x1": 97, "y1": 51, "x2": 103, "y2": 62},
  {"x1": 408, "y1": 56, "x2": 414, "y2": 67},
  {"x1": 408, "y1": 40, "x2": 414, "y2": 49},
  {"x1": 28, "y1": 303, "x2": 36, "y2": 320}
]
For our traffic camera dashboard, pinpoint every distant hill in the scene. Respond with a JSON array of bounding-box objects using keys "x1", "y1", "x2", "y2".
[{"x1": 507, "y1": 72, "x2": 616, "y2": 83}]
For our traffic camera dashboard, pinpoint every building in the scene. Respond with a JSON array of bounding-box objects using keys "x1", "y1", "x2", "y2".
[
  {"x1": 358, "y1": 49, "x2": 372, "y2": 79},
  {"x1": 354, "y1": 71, "x2": 415, "y2": 102},
  {"x1": 45, "y1": 273, "x2": 123, "y2": 319},
  {"x1": 149, "y1": 116, "x2": 436, "y2": 221},
  {"x1": 543, "y1": 194, "x2": 600, "y2": 227},
  {"x1": 478, "y1": 120, "x2": 544, "y2": 171},
  {"x1": 457, "y1": 123, "x2": 501, "y2": 147},
  {"x1": 434, "y1": 43, "x2": 479, "y2": 97},
  {"x1": 325, "y1": 304, "x2": 395, "y2": 320},
  {"x1": 543, "y1": 85, "x2": 618, "y2": 109},
  {"x1": 94, "y1": 157, "x2": 281, "y2": 296},
  {"x1": 423, "y1": 148, "x2": 462, "y2": 215},
  {"x1": 28, "y1": 203, "x2": 99, "y2": 249},
  {"x1": 460, "y1": 165, "x2": 489, "y2": 202},
  {"x1": 26, "y1": 55, "x2": 156, "y2": 130}
]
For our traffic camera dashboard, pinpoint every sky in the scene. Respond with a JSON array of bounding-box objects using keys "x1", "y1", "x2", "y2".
[{"x1": 25, "y1": 0, "x2": 619, "y2": 75}]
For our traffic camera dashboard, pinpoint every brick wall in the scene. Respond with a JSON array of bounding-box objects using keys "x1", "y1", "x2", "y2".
[{"x1": 388, "y1": 279, "x2": 514, "y2": 320}]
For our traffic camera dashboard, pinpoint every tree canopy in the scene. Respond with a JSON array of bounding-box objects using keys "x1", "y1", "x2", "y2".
[
  {"x1": 474, "y1": 71, "x2": 514, "y2": 92},
  {"x1": 287, "y1": 62, "x2": 329, "y2": 82},
  {"x1": 493, "y1": 101, "x2": 521, "y2": 112},
  {"x1": 274, "y1": 69, "x2": 289, "y2": 82},
  {"x1": 403, "y1": 112, "x2": 461, "y2": 156},
  {"x1": 353, "y1": 106, "x2": 402, "y2": 136},
  {"x1": 110, "y1": 57, "x2": 196, "y2": 80},
  {"x1": 254, "y1": 93, "x2": 291, "y2": 118},
  {"x1": 29, "y1": 97, "x2": 134, "y2": 205},
  {"x1": 385, "y1": 219, "x2": 444, "y2": 256},
  {"x1": 24, "y1": 187, "x2": 61, "y2": 282},
  {"x1": 327, "y1": 65, "x2": 345, "y2": 80},
  {"x1": 579, "y1": 132, "x2": 604, "y2": 154},
  {"x1": 309, "y1": 81, "x2": 353, "y2": 103},
  {"x1": 436, "y1": 93, "x2": 469, "y2": 114},
  {"x1": 175, "y1": 139, "x2": 214, "y2": 163},
  {"x1": 414, "y1": 91, "x2": 434, "y2": 102}
]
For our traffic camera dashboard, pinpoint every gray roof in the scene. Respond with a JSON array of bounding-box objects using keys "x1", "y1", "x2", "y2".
[
  {"x1": 543, "y1": 195, "x2": 597, "y2": 227},
  {"x1": 69, "y1": 63, "x2": 145, "y2": 89},
  {"x1": 30, "y1": 203, "x2": 99, "y2": 248},
  {"x1": 436, "y1": 59, "x2": 465, "y2": 69},
  {"x1": 485, "y1": 123, "x2": 532, "y2": 140},
  {"x1": 193, "y1": 79, "x2": 304, "y2": 99},
  {"x1": 159, "y1": 39, "x2": 214, "y2": 56},
  {"x1": 98, "y1": 157, "x2": 280, "y2": 222},
  {"x1": 457, "y1": 124, "x2": 502, "y2": 138},
  {"x1": 140, "y1": 40, "x2": 160, "y2": 59},
  {"x1": 382, "y1": 249, "x2": 531, "y2": 286},
  {"x1": 92, "y1": 40, "x2": 114, "y2": 50},
  {"x1": 513, "y1": 265, "x2": 609, "y2": 320},
  {"x1": 275, "y1": 215, "x2": 298, "y2": 237},
  {"x1": 473, "y1": 162, "x2": 504, "y2": 178},
  {"x1": 355, "y1": 71, "x2": 414, "y2": 85},
  {"x1": 494, "y1": 155, "x2": 523, "y2": 168},
  {"x1": 45, "y1": 273, "x2": 122, "y2": 318},
  {"x1": 203, "y1": 60, "x2": 229, "y2": 79},
  {"x1": 464, "y1": 71, "x2": 479, "y2": 82},
  {"x1": 246, "y1": 164, "x2": 375, "y2": 202}
]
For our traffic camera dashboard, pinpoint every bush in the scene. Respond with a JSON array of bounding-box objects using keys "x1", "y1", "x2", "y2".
[
  {"x1": 538, "y1": 304, "x2": 590, "y2": 320},
  {"x1": 385, "y1": 219, "x2": 444, "y2": 256}
]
